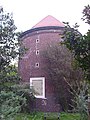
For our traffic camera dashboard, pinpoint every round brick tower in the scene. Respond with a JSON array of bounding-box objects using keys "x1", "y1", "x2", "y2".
[{"x1": 19, "y1": 15, "x2": 65, "y2": 112}]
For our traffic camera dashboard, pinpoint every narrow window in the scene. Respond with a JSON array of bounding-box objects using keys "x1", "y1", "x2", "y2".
[
  {"x1": 35, "y1": 63, "x2": 39, "y2": 68},
  {"x1": 36, "y1": 39, "x2": 39, "y2": 43},
  {"x1": 36, "y1": 50, "x2": 39, "y2": 55}
]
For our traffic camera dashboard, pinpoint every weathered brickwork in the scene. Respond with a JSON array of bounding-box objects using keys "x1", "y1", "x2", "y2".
[{"x1": 19, "y1": 16, "x2": 65, "y2": 112}]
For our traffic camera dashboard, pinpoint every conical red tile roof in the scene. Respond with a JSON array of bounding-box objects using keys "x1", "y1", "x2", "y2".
[{"x1": 32, "y1": 15, "x2": 64, "y2": 28}]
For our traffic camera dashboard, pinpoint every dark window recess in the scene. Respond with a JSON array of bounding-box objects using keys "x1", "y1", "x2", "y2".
[
  {"x1": 35, "y1": 63, "x2": 39, "y2": 68},
  {"x1": 36, "y1": 39, "x2": 39, "y2": 43},
  {"x1": 36, "y1": 50, "x2": 39, "y2": 55}
]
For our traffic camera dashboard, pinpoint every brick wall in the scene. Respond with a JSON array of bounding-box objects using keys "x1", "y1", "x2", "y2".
[{"x1": 19, "y1": 28, "x2": 64, "y2": 112}]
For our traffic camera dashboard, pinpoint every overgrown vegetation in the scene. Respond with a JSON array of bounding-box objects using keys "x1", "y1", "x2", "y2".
[
  {"x1": 42, "y1": 44, "x2": 84, "y2": 111},
  {"x1": 0, "y1": 7, "x2": 34, "y2": 120},
  {"x1": 62, "y1": 4, "x2": 90, "y2": 120}
]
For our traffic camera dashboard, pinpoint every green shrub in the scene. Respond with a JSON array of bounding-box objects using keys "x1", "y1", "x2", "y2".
[
  {"x1": 70, "y1": 82, "x2": 89, "y2": 120},
  {"x1": 0, "y1": 84, "x2": 35, "y2": 119},
  {"x1": 11, "y1": 84, "x2": 35, "y2": 113},
  {"x1": 0, "y1": 91, "x2": 26, "y2": 120}
]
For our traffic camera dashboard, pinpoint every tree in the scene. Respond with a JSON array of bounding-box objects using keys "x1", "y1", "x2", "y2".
[
  {"x1": 62, "y1": 4, "x2": 90, "y2": 83},
  {"x1": 0, "y1": 7, "x2": 34, "y2": 119},
  {"x1": 62, "y1": 22, "x2": 90, "y2": 83},
  {"x1": 62, "y1": 4, "x2": 90, "y2": 119},
  {"x1": 82, "y1": 4, "x2": 90, "y2": 25},
  {"x1": 42, "y1": 44, "x2": 83, "y2": 111},
  {"x1": 0, "y1": 7, "x2": 21, "y2": 90},
  {"x1": 0, "y1": 6, "x2": 22, "y2": 119}
]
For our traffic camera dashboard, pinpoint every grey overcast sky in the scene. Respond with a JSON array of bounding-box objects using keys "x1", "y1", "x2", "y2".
[{"x1": 0, "y1": 0, "x2": 90, "y2": 34}]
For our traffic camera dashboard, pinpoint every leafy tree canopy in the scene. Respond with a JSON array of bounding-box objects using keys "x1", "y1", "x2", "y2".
[
  {"x1": 0, "y1": 7, "x2": 34, "y2": 119},
  {"x1": 0, "y1": 7, "x2": 21, "y2": 90},
  {"x1": 42, "y1": 44, "x2": 84, "y2": 111},
  {"x1": 62, "y1": 4, "x2": 90, "y2": 82},
  {"x1": 82, "y1": 4, "x2": 90, "y2": 25}
]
